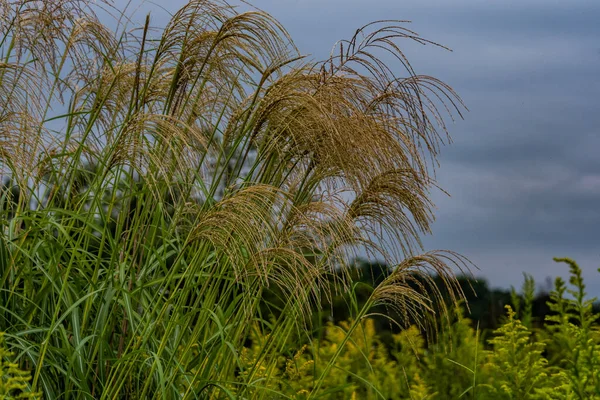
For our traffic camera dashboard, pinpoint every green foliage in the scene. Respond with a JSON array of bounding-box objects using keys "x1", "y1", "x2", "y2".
[
  {"x1": 480, "y1": 305, "x2": 554, "y2": 399},
  {"x1": 223, "y1": 259, "x2": 600, "y2": 399},
  {"x1": 424, "y1": 306, "x2": 483, "y2": 399},
  {"x1": 230, "y1": 318, "x2": 406, "y2": 399},
  {"x1": 510, "y1": 273, "x2": 535, "y2": 329},
  {"x1": 543, "y1": 276, "x2": 571, "y2": 365},
  {"x1": 545, "y1": 258, "x2": 600, "y2": 398},
  {"x1": 0, "y1": 334, "x2": 40, "y2": 399},
  {"x1": 235, "y1": 260, "x2": 598, "y2": 399},
  {"x1": 521, "y1": 273, "x2": 536, "y2": 329}
]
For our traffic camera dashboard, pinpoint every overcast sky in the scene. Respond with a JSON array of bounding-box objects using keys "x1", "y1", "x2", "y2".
[{"x1": 116, "y1": 0, "x2": 600, "y2": 293}]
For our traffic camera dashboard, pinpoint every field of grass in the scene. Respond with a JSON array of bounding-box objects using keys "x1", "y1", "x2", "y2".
[{"x1": 1, "y1": 1, "x2": 597, "y2": 399}]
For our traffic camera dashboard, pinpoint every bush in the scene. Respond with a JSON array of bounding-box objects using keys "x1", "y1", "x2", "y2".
[{"x1": 236, "y1": 259, "x2": 599, "y2": 399}]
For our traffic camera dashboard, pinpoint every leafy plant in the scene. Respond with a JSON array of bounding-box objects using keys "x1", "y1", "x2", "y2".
[
  {"x1": 424, "y1": 306, "x2": 483, "y2": 399},
  {"x1": 0, "y1": 334, "x2": 40, "y2": 399},
  {"x1": 544, "y1": 258, "x2": 600, "y2": 398},
  {"x1": 480, "y1": 305, "x2": 555, "y2": 399},
  {"x1": 224, "y1": 261, "x2": 600, "y2": 399}
]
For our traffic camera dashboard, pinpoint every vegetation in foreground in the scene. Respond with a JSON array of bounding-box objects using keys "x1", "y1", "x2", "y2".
[
  {"x1": 0, "y1": 0, "x2": 468, "y2": 398},
  {"x1": 230, "y1": 257, "x2": 600, "y2": 399},
  {"x1": 2, "y1": 1, "x2": 594, "y2": 399}
]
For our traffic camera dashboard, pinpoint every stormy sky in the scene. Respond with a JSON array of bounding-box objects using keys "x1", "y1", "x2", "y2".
[{"x1": 116, "y1": 0, "x2": 600, "y2": 293}]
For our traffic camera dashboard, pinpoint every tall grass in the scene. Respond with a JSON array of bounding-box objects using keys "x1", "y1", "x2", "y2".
[{"x1": 0, "y1": 0, "x2": 469, "y2": 397}]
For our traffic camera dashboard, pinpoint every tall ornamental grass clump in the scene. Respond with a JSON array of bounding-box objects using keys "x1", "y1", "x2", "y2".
[{"x1": 0, "y1": 0, "x2": 468, "y2": 397}]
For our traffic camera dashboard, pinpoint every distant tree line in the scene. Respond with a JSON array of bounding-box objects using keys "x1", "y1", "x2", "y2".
[{"x1": 260, "y1": 258, "x2": 600, "y2": 350}]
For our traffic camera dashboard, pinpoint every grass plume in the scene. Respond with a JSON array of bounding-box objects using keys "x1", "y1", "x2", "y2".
[{"x1": 0, "y1": 0, "x2": 469, "y2": 397}]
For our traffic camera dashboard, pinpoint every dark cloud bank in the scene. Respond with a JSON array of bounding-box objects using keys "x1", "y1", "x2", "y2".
[{"x1": 119, "y1": 0, "x2": 600, "y2": 292}]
